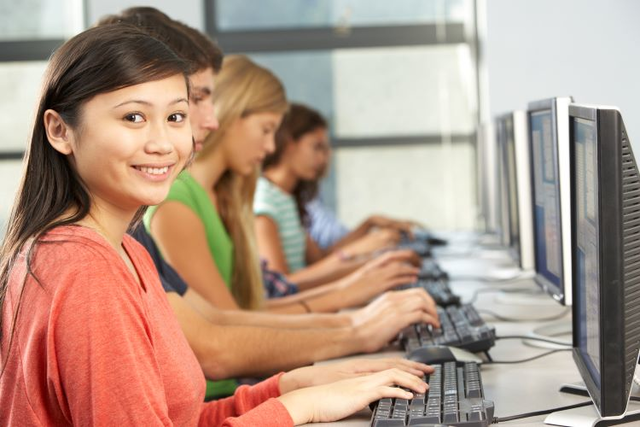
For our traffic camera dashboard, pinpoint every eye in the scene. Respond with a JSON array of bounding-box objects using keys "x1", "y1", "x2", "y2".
[
  {"x1": 124, "y1": 113, "x2": 144, "y2": 123},
  {"x1": 190, "y1": 95, "x2": 203, "y2": 104},
  {"x1": 168, "y1": 112, "x2": 187, "y2": 123}
]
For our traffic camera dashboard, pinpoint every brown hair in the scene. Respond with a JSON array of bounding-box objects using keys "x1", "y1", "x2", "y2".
[
  {"x1": 198, "y1": 55, "x2": 288, "y2": 310},
  {"x1": 0, "y1": 24, "x2": 190, "y2": 375},
  {"x1": 264, "y1": 103, "x2": 329, "y2": 226},
  {"x1": 96, "y1": 7, "x2": 223, "y2": 73}
]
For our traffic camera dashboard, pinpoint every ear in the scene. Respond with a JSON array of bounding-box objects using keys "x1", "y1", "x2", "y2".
[{"x1": 43, "y1": 109, "x2": 75, "y2": 155}]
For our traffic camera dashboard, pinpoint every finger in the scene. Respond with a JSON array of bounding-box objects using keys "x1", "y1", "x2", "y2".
[{"x1": 377, "y1": 368, "x2": 428, "y2": 394}]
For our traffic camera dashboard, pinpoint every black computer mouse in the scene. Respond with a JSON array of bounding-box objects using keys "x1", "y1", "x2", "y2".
[{"x1": 406, "y1": 345, "x2": 457, "y2": 365}]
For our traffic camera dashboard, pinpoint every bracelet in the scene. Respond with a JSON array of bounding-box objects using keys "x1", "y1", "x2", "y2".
[{"x1": 299, "y1": 300, "x2": 312, "y2": 313}]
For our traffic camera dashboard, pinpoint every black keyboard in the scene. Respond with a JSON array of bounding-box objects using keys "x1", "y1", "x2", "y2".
[
  {"x1": 371, "y1": 361, "x2": 495, "y2": 426},
  {"x1": 419, "y1": 258, "x2": 448, "y2": 281},
  {"x1": 399, "y1": 239, "x2": 432, "y2": 258},
  {"x1": 401, "y1": 305, "x2": 495, "y2": 354},
  {"x1": 418, "y1": 279, "x2": 460, "y2": 307}
]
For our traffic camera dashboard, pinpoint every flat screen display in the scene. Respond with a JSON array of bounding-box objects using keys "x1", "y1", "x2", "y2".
[
  {"x1": 530, "y1": 110, "x2": 564, "y2": 293},
  {"x1": 573, "y1": 116, "x2": 601, "y2": 389}
]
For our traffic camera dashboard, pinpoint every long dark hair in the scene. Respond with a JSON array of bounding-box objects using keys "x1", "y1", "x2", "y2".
[
  {"x1": 0, "y1": 24, "x2": 190, "y2": 367},
  {"x1": 264, "y1": 103, "x2": 328, "y2": 226}
]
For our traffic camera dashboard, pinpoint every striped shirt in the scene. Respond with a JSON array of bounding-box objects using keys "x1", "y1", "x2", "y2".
[{"x1": 254, "y1": 177, "x2": 306, "y2": 272}]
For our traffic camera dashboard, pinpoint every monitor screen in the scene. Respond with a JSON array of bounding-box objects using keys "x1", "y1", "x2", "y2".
[
  {"x1": 573, "y1": 116, "x2": 600, "y2": 390},
  {"x1": 530, "y1": 109, "x2": 564, "y2": 292}
]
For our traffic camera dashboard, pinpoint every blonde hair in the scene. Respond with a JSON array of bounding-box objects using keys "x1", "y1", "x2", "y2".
[{"x1": 199, "y1": 55, "x2": 288, "y2": 310}]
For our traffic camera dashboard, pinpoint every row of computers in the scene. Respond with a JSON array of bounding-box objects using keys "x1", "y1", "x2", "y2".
[{"x1": 371, "y1": 98, "x2": 640, "y2": 426}]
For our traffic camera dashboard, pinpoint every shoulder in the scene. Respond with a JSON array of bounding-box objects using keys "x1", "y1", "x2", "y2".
[{"x1": 31, "y1": 226, "x2": 144, "y2": 303}]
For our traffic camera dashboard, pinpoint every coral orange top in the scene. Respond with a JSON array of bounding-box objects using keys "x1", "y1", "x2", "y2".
[{"x1": 0, "y1": 226, "x2": 293, "y2": 426}]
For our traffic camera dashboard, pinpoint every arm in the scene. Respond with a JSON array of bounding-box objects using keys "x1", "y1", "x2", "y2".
[
  {"x1": 181, "y1": 288, "x2": 351, "y2": 329},
  {"x1": 169, "y1": 288, "x2": 438, "y2": 379},
  {"x1": 149, "y1": 201, "x2": 240, "y2": 309},
  {"x1": 255, "y1": 215, "x2": 362, "y2": 290}
]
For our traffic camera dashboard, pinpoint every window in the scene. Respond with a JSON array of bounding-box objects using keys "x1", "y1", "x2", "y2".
[{"x1": 209, "y1": 0, "x2": 481, "y2": 229}]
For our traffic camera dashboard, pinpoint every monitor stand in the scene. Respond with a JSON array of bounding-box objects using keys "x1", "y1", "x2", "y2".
[{"x1": 545, "y1": 380, "x2": 640, "y2": 426}]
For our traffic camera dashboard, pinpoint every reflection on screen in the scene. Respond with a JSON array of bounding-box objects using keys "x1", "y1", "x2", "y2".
[
  {"x1": 531, "y1": 110, "x2": 563, "y2": 291},
  {"x1": 574, "y1": 117, "x2": 601, "y2": 389}
]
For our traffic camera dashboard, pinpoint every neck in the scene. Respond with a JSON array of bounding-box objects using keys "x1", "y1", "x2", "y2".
[
  {"x1": 191, "y1": 149, "x2": 228, "y2": 193},
  {"x1": 77, "y1": 199, "x2": 136, "y2": 253},
  {"x1": 263, "y1": 165, "x2": 298, "y2": 194}
]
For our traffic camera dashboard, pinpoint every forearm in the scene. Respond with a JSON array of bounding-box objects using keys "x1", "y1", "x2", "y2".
[
  {"x1": 197, "y1": 322, "x2": 362, "y2": 378},
  {"x1": 286, "y1": 255, "x2": 363, "y2": 291},
  {"x1": 217, "y1": 307, "x2": 351, "y2": 329}
]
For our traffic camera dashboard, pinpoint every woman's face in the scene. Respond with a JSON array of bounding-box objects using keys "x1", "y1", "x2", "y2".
[
  {"x1": 65, "y1": 74, "x2": 192, "y2": 213},
  {"x1": 189, "y1": 67, "x2": 218, "y2": 152},
  {"x1": 223, "y1": 112, "x2": 283, "y2": 176},
  {"x1": 286, "y1": 127, "x2": 331, "y2": 181}
]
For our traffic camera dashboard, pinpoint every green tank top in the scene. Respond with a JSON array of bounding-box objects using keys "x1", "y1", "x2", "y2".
[{"x1": 145, "y1": 170, "x2": 237, "y2": 399}]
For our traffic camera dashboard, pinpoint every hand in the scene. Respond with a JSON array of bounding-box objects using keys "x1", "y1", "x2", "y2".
[
  {"x1": 278, "y1": 368, "x2": 428, "y2": 425},
  {"x1": 279, "y1": 357, "x2": 433, "y2": 393},
  {"x1": 339, "y1": 228, "x2": 401, "y2": 258},
  {"x1": 338, "y1": 255, "x2": 419, "y2": 307},
  {"x1": 360, "y1": 249, "x2": 422, "y2": 271},
  {"x1": 349, "y1": 288, "x2": 440, "y2": 353},
  {"x1": 365, "y1": 215, "x2": 423, "y2": 238}
]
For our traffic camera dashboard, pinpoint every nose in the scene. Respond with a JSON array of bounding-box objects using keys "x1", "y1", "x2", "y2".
[
  {"x1": 265, "y1": 134, "x2": 276, "y2": 154},
  {"x1": 146, "y1": 122, "x2": 173, "y2": 155},
  {"x1": 202, "y1": 102, "x2": 218, "y2": 131}
]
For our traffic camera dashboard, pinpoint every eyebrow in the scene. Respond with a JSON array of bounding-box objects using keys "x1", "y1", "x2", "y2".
[
  {"x1": 191, "y1": 86, "x2": 212, "y2": 96},
  {"x1": 113, "y1": 97, "x2": 189, "y2": 109}
]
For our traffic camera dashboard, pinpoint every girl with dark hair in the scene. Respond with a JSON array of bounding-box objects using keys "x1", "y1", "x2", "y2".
[
  {"x1": 0, "y1": 24, "x2": 429, "y2": 426},
  {"x1": 256, "y1": 103, "x2": 419, "y2": 283}
]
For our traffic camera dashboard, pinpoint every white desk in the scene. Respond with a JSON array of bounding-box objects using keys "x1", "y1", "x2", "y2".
[{"x1": 307, "y1": 240, "x2": 639, "y2": 426}]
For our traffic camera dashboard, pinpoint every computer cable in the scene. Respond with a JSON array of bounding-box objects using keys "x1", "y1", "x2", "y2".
[
  {"x1": 492, "y1": 396, "x2": 640, "y2": 423},
  {"x1": 448, "y1": 274, "x2": 533, "y2": 283},
  {"x1": 467, "y1": 286, "x2": 538, "y2": 304},
  {"x1": 484, "y1": 348, "x2": 571, "y2": 365},
  {"x1": 477, "y1": 307, "x2": 571, "y2": 323},
  {"x1": 491, "y1": 401, "x2": 592, "y2": 423},
  {"x1": 496, "y1": 335, "x2": 572, "y2": 346}
]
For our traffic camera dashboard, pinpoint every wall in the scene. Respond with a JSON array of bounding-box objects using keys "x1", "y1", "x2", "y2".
[{"x1": 485, "y1": 0, "x2": 640, "y2": 152}]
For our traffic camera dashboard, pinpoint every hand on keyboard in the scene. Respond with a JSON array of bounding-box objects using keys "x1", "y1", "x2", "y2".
[
  {"x1": 279, "y1": 358, "x2": 434, "y2": 392},
  {"x1": 277, "y1": 368, "x2": 428, "y2": 425},
  {"x1": 348, "y1": 288, "x2": 441, "y2": 353},
  {"x1": 337, "y1": 254, "x2": 420, "y2": 307}
]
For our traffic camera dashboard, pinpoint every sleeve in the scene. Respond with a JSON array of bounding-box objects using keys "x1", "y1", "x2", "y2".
[
  {"x1": 306, "y1": 199, "x2": 350, "y2": 249},
  {"x1": 253, "y1": 179, "x2": 280, "y2": 221},
  {"x1": 198, "y1": 373, "x2": 294, "y2": 427},
  {"x1": 48, "y1": 245, "x2": 178, "y2": 426}
]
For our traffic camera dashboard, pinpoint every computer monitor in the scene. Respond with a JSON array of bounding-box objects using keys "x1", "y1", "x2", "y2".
[
  {"x1": 528, "y1": 96, "x2": 573, "y2": 305},
  {"x1": 496, "y1": 111, "x2": 534, "y2": 271},
  {"x1": 477, "y1": 122, "x2": 498, "y2": 233},
  {"x1": 569, "y1": 104, "x2": 640, "y2": 420}
]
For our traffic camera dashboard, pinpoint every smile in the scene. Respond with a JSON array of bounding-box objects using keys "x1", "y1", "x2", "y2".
[{"x1": 135, "y1": 166, "x2": 169, "y2": 175}]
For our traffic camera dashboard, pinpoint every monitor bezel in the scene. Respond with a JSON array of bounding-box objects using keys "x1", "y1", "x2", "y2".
[
  {"x1": 527, "y1": 96, "x2": 573, "y2": 306},
  {"x1": 569, "y1": 104, "x2": 630, "y2": 418}
]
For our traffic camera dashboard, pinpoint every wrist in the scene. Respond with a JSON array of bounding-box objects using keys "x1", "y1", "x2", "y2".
[{"x1": 278, "y1": 390, "x2": 313, "y2": 425}]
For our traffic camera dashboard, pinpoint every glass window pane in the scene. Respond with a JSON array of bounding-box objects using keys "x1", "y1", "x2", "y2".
[
  {"x1": 216, "y1": 0, "x2": 469, "y2": 31},
  {"x1": 0, "y1": 62, "x2": 48, "y2": 152},
  {"x1": 250, "y1": 44, "x2": 476, "y2": 138},
  {"x1": 0, "y1": 160, "x2": 23, "y2": 239},
  {"x1": 335, "y1": 142, "x2": 476, "y2": 230},
  {"x1": 334, "y1": 45, "x2": 476, "y2": 137},
  {"x1": 0, "y1": 0, "x2": 83, "y2": 40}
]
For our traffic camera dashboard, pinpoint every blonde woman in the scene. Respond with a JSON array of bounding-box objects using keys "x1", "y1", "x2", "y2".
[{"x1": 146, "y1": 55, "x2": 431, "y2": 314}]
